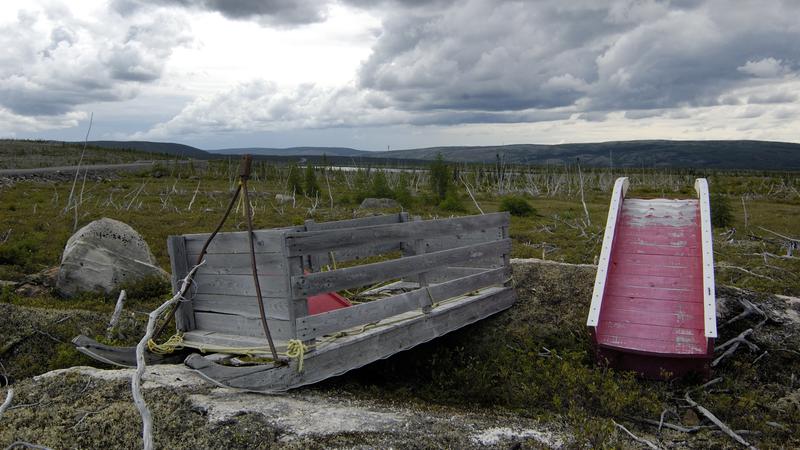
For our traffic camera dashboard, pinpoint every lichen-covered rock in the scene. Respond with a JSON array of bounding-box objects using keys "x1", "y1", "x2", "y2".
[
  {"x1": 359, "y1": 197, "x2": 400, "y2": 209},
  {"x1": 56, "y1": 218, "x2": 168, "y2": 297}
]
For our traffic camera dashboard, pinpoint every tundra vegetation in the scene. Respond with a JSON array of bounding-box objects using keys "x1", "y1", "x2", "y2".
[{"x1": 0, "y1": 141, "x2": 799, "y2": 448}]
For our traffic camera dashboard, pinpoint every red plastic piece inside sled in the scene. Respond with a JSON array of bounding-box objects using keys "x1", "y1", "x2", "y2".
[{"x1": 307, "y1": 291, "x2": 352, "y2": 315}]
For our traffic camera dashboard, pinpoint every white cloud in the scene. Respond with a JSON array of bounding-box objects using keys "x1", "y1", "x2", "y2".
[{"x1": 737, "y1": 57, "x2": 789, "y2": 78}]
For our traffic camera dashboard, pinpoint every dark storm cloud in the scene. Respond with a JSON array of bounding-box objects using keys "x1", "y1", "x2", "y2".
[
  {"x1": 115, "y1": 0, "x2": 328, "y2": 26},
  {"x1": 355, "y1": 0, "x2": 800, "y2": 122}
]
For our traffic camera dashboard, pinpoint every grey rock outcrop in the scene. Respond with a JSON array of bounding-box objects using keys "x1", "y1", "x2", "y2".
[
  {"x1": 359, "y1": 197, "x2": 400, "y2": 209},
  {"x1": 56, "y1": 218, "x2": 168, "y2": 297}
]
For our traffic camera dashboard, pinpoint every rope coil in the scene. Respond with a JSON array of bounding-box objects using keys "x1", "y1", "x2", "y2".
[{"x1": 285, "y1": 339, "x2": 308, "y2": 372}]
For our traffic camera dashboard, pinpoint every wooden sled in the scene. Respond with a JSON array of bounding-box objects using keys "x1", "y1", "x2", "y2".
[
  {"x1": 76, "y1": 212, "x2": 515, "y2": 392},
  {"x1": 587, "y1": 178, "x2": 717, "y2": 378}
]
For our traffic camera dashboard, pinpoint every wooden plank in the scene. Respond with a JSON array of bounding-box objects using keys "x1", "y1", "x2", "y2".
[
  {"x1": 596, "y1": 320, "x2": 705, "y2": 342},
  {"x1": 603, "y1": 283, "x2": 699, "y2": 302},
  {"x1": 182, "y1": 330, "x2": 288, "y2": 351},
  {"x1": 296, "y1": 267, "x2": 510, "y2": 340},
  {"x1": 189, "y1": 252, "x2": 286, "y2": 276},
  {"x1": 293, "y1": 239, "x2": 512, "y2": 298},
  {"x1": 587, "y1": 177, "x2": 628, "y2": 328},
  {"x1": 596, "y1": 333, "x2": 707, "y2": 355},
  {"x1": 601, "y1": 295, "x2": 705, "y2": 315},
  {"x1": 612, "y1": 252, "x2": 701, "y2": 268},
  {"x1": 606, "y1": 274, "x2": 699, "y2": 290},
  {"x1": 167, "y1": 235, "x2": 195, "y2": 331},
  {"x1": 426, "y1": 266, "x2": 489, "y2": 283},
  {"x1": 184, "y1": 229, "x2": 285, "y2": 255},
  {"x1": 614, "y1": 244, "x2": 700, "y2": 257},
  {"x1": 305, "y1": 213, "x2": 405, "y2": 231},
  {"x1": 609, "y1": 263, "x2": 701, "y2": 279},
  {"x1": 194, "y1": 311, "x2": 293, "y2": 340},
  {"x1": 191, "y1": 293, "x2": 291, "y2": 320},
  {"x1": 185, "y1": 287, "x2": 516, "y2": 391},
  {"x1": 192, "y1": 273, "x2": 287, "y2": 297},
  {"x1": 695, "y1": 178, "x2": 718, "y2": 339},
  {"x1": 599, "y1": 306, "x2": 704, "y2": 329},
  {"x1": 285, "y1": 212, "x2": 509, "y2": 256}
]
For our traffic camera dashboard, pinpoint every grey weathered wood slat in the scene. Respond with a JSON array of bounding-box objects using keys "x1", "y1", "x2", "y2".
[
  {"x1": 184, "y1": 229, "x2": 285, "y2": 255},
  {"x1": 286, "y1": 212, "x2": 509, "y2": 256},
  {"x1": 293, "y1": 239, "x2": 512, "y2": 298},
  {"x1": 305, "y1": 214, "x2": 407, "y2": 270},
  {"x1": 194, "y1": 311, "x2": 293, "y2": 340},
  {"x1": 312, "y1": 242, "x2": 403, "y2": 268},
  {"x1": 426, "y1": 266, "x2": 492, "y2": 283},
  {"x1": 167, "y1": 235, "x2": 195, "y2": 331},
  {"x1": 305, "y1": 213, "x2": 405, "y2": 231},
  {"x1": 192, "y1": 293, "x2": 291, "y2": 321},
  {"x1": 192, "y1": 273, "x2": 287, "y2": 297},
  {"x1": 182, "y1": 330, "x2": 288, "y2": 351},
  {"x1": 189, "y1": 252, "x2": 286, "y2": 275},
  {"x1": 185, "y1": 287, "x2": 516, "y2": 392},
  {"x1": 283, "y1": 236, "x2": 307, "y2": 341},
  {"x1": 296, "y1": 266, "x2": 511, "y2": 340}
]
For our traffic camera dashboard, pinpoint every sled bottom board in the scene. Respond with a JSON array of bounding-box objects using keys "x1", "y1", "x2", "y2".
[{"x1": 185, "y1": 286, "x2": 515, "y2": 392}]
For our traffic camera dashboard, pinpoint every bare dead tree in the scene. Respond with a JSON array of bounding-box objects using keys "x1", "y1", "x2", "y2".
[
  {"x1": 64, "y1": 112, "x2": 93, "y2": 214},
  {"x1": 132, "y1": 262, "x2": 204, "y2": 450}
]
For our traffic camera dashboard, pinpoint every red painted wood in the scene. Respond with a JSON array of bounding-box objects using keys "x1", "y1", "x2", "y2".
[
  {"x1": 602, "y1": 295, "x2": 704, "y2": 315},
  {"x1": 598, "y1": 307, "x2": 704, "y2": 329},
  {"x1": 612, "y1": 253, "x2": 701, "y2": 268},
  {"x1": 596, "y1": 197, "x2": 708, "y2": 362},
  {"x1": 613, "y1": 243, "x2": 701, "y2": 257},
  {"x1": 608, "y1": 274, "x2": 698, "y2": 290},
  {"x1": 308, "y1": 292, "x2": 352, "y2": 315},
  {"x1": 610, "y1": 262, "x2": 700, "y2": 279}
]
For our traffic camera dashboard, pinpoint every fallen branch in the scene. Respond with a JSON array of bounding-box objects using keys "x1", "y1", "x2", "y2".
[
  {"x1": 612, "y1": 419, "x2": 660, "y2": 449},
  {"x1": 724, "y1": 298, "x2": 766, "y2": 327},
  {"x1": 3, "y1": 442, "x2": 53, "y2": 450},
  {"x1": 684, "y1": 392, "x2": 755, "y2": 449},
  {"x1": 0, "y1": 387, "x2": 13, "y2": 419},
  {"x1": 106, "y1": 289, "x2": 126, "y2": 339},
  {"x1": 132, "y1": 261, "x2": 204, "y2": 450},
  {"x1": 713, "y1": 329, "x2": 759, "y2": 367},
  {"x1": 460, "y1": 176, "x2": 484, "y2": 215},
  {"x1": 716, "y1": 264, "x2": 775, "y2": 281},
  {"x1": 628, "y1": 416, "x2": 709, "y2": 434}
]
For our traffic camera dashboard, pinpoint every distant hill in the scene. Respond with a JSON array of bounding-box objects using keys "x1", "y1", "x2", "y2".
[
  {"x1": 208, "y1": 147, "x2": 368, "y2": 157},
  {"x1": 373, "y1": 140, "x2": 800, "y2": 170},
  {"x1": 83, "y1": 141, "x2": 210, "y2": 159},
  {"x1": 73, "y1": 139, "x2": 800, "y2": 171}
]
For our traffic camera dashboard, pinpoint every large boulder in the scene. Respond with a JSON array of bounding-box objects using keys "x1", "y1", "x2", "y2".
[{"x1": 56, "y1": 218, "x2": 168, "y2": 297}]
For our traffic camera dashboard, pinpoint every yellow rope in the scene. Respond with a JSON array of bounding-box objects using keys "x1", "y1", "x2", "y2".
[
  {"x1": 285, "y1": 339, "x2": 308, "y2": 372},
  {"x1": 147, "y1": 333, "x2": 184, "y2": 355}
]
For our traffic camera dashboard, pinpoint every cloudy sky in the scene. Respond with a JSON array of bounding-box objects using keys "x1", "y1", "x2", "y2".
[{"x1": 1, "y1": 0, "x2": 799, "y2": 150}]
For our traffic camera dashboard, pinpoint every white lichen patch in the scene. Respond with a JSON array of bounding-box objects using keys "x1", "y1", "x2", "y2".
[
  {"x1": 189, "y1": 388, "x2": 407, "y2": 439},
  {"x1": 34, "y1": 365, "x2": 209, "y2": 390},
  {"x1": 470, "y1": 426, "x2": 563, "y2": 448}
]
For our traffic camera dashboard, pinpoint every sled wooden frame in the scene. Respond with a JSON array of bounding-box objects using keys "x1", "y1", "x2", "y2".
[{"x1": 78, "y1": 212, "x2": 515, "y2": 392}]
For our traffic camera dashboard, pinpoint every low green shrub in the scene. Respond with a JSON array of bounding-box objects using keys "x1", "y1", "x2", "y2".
[{"x1": 499, "y1": 195, "x2": 536, "y2": 217}]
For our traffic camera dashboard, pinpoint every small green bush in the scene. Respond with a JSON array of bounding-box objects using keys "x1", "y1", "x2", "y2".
[
  {"x1": 710, "y1": 193, "x2": 733, "y2": 228},
  {"x1": 499, "y1": 195, "x2": 536, "y2": 217},
  {"x1": 439, "y1": 187, "x2": 466, "y2": 212}
]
